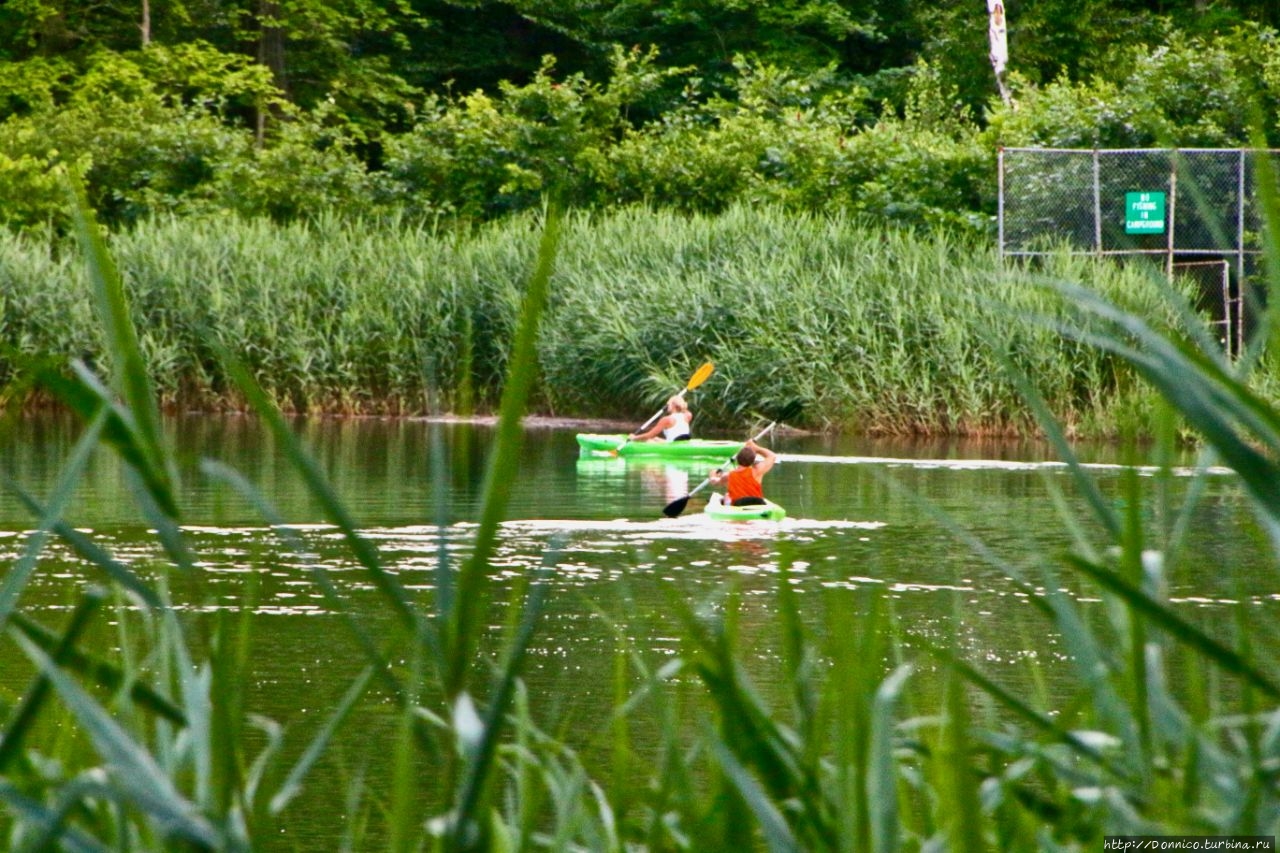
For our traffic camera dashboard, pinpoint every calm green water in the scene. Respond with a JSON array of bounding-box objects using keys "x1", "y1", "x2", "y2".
[{"x1": 0, "y1": 413, "x2": 1270, "y2": 846}]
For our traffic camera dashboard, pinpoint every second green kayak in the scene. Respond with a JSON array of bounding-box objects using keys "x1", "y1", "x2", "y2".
[{"x1": 576, "y1": 433, "x2": 744, "y2": 459}]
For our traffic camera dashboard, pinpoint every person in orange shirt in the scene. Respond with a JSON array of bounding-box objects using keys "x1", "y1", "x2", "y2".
[{"x1": 709, "y1": 439, "x2": 777, "y2": 506}]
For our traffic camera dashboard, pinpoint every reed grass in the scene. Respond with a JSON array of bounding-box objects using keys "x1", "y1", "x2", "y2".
[
  {"x1": 0, "y1": 204, "x2": 1211, "y2": 437},
  {"x1": 2, "y1": 174, "x2": 1280, "y2": 851}
]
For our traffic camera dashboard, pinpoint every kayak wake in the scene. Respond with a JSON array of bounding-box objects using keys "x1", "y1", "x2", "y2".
[{"x1": 777, "y1": 453, "x2": 1234, "y2": 477}]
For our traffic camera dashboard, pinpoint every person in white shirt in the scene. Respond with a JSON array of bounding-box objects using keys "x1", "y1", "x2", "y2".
[{"x1": 630, "y1": 395, "x2": 692, "y2": 442}]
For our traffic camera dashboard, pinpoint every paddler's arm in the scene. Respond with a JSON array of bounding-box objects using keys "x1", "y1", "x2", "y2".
[
  {"x1": 631, "y1": 415, "x2": 671, "y2": 441},
  {"x1": 748, "y1": 441, "x2": 777, "y2": 480}
]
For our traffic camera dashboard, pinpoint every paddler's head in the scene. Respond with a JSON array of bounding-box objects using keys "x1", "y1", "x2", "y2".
[{"x1": 735, "y1": 446, "x2": 757, "y2": 467}]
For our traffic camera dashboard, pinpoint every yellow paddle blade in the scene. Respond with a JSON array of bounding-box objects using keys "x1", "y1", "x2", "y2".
[{"x1": 686, "y1": 361, "x2": 715, "y2": 392}]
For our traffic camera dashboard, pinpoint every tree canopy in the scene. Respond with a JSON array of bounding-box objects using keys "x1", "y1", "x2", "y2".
[{"x1": 1, "y1": 0, "x2": 1278, "y2": 231}]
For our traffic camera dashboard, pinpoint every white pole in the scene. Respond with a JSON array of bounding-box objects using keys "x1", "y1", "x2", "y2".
[{"x1": 988, "y1": 0, "x2": 1012, "y2": 107}]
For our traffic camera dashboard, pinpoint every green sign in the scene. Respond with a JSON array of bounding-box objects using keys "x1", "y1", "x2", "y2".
[{"x1": 1125, "y1": 191, "x2": 1166, "y2": 234}]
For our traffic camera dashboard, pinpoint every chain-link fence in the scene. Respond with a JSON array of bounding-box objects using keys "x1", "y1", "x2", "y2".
[{"x1": 998, "y1": 148, "x2": 1280, "y2": 355}]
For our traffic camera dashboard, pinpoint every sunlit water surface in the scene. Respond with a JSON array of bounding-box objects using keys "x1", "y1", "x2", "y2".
[{"x1": 0, "y1": 413, "x2": 1272, "y2": 847}]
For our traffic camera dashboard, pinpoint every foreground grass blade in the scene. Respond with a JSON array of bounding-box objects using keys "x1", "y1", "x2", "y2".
[
  {"x1": 989, "y1": 337, "x2": 1121, "y2": 543},
  {"x1": 1052, "y1": 283, "x2": 1280, "y2": 522},
  {"x1": 1038, "y1": 576, "x2": 1142, "y2": 766},
  {"x1": 445, "y1": 562, "x2": 555, "y2": 850},
  {"x1": 924, "y1": 643, "x2": 1133, "y2": 782},
  {"x1": 1066, "y1": 555, "x2": 1280, "y2": 699},
  {"x1": 446, "y1": 206, "x2": 562, "y2": 698},
  {"x1": 0, "y1": 588, "x2": 105, "y2": 771},
  {"x1": 0, "y1": 782, "x2": 107, "y2": 853},
  {"x1": 0, "y1": 408, "x2": 108, "y2": 631},
  {"x1": 710, "y1": 740, "x2": 801, "y2": 853},
  {"x1": 1248, "y1": 117, "x2": 1280, "y2": 361},
  {"x1": 219, "y1": 351, "x2": 419, "y2": 631},
  {"x1": 199, "y1": 459, "x2": 409, "y2": 701},
  {"x1": 5, "y1": 483, "x2": 161, "y2": 608},
  {"x1": 869, "y1": 664, "x2": 912, "y2": 853},
  {"x1": 25, "y1": 364, "x2": 175, "y2": 515},
  {"x1": 12, "y1": 632, "x2": 222, "y2": 848},
  {"x1": 675, "y1": 588, "x2": 836, "y2": 849},
  {"x1": 940, "y1": 667, "x2": 983, "y2": 853},
  {"x1": 269, "y1": 666, "x2": 375, "y2": 815},
  {"x1": 8, "y1": 611, "x2": 186, "y2": 725},
  {"x1": 66, "y1": 177, "x2": 177, "y2": 520}
]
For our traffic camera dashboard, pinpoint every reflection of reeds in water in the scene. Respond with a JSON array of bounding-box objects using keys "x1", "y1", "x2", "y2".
[{"x1": 3, "y1": 174, "x2": 1280, "y2": 850}]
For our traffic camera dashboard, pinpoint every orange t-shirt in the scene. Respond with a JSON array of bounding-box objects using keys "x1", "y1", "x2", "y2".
[{"x1": 726, "y1": 466, "x2": 762, "y2": 505}]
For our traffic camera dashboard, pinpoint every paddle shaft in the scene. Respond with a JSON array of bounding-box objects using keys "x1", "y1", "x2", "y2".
[{"x1": 632, "y1": 404, "x2": 670, "y2": 438}]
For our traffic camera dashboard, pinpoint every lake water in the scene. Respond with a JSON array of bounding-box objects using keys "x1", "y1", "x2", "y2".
[{"x1": 0, "y1": 413, "x2": 1269, "y2": 847}]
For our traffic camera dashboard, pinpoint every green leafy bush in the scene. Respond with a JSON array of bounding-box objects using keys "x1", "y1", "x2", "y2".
[
  {"x1": 0, "y1": 45, "x2": 381, "y2": 228},
  {"x1": 988, "y1": 27, "x2": 1280, "y2": 148},
  {"x1": 382, "y1": 47, "x2": 687, "y2": 220},
  {"x1": 2, "y1": 29, "x2": 1279, "y2": 236}
]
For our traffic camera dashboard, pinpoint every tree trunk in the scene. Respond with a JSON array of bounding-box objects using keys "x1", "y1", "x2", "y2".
[{"x1": 255, "y1": 0, "x2": 288, "y2": 144}]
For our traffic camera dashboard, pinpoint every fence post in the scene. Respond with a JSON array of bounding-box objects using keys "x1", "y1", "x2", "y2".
[
  {"x1": 1238, "y1": 149, "x2": 1247, "y2": 355},
  {"x1": 1167, "y1": 152, "x2": 1177, "y2": 281},
  {"x1": 1093, "y1": 149, "x2": 1102, "y2": 257},
  {"x1": 997, "y1": 146, "x2": 1005, "y2": 263}
]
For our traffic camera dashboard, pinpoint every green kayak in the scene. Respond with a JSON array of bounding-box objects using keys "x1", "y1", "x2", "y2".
[
  {"x1": 576, "y1": 433, "x2": 744, "y2": 459},
  {"x1": 703, "y1": 495, "x2": 787, "y2": 522}
]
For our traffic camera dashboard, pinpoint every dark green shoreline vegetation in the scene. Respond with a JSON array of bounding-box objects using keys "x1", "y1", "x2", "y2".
[
  {"x1": 5, "y1": 12, "x2": 1279, "y2": 438},
  {"x1": 1, "y1": 205, "x2": 1204, "y2": 437}
]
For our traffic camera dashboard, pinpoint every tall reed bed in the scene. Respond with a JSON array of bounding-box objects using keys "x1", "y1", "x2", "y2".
[
  {"x1": 2, "y1": 212, "x2": 530, "y2": 415},
  {"x1": 543, "y1": 206, "x2": 1188, "y2": 436},
  {"x1": 0, "y1": 205, "x2": 1203, "y2": 436},
  {"x1": 3, "y1": 180, "x2": 1280, "y2": 850}
]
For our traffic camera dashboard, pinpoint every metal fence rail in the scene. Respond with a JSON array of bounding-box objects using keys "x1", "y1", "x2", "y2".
[{"x1": 998, "y1": 147, "x2": 1280, "y2": 356}]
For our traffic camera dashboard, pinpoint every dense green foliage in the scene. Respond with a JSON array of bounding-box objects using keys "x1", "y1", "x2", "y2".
[
  {"x1": 6, "y1": 1, "x2": 1280, "y2": 844},
  {"x1": 3, "y1": 184, "x2": 1280, "y2": 851},
  {"x1": 1, "y1": 2, "x2": 1279, "y2": 232},
  {"x1": 3, "y1": 0, "x2": 1279, "y2": 427},
  {"x1": 2, "y1": 205, "x2": 1194, "y2": 436}
]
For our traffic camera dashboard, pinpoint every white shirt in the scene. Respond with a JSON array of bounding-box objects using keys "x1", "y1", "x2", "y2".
[{"x1": 662, "y1": 412, "x2": 692, "y2": 441}]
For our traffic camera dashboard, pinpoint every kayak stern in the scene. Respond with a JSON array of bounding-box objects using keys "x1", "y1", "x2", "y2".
[{"x1": 703, "y1": 493, "x2": 787, "y2": 521}]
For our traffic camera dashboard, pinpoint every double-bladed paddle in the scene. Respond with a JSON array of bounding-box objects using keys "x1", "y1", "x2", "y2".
[
  {"x1": 661, "y1": 410, "x2": 793, "y2": 518},
  {"x1": 611, "y1": 361, "x2": 715, "y2": 455}
]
